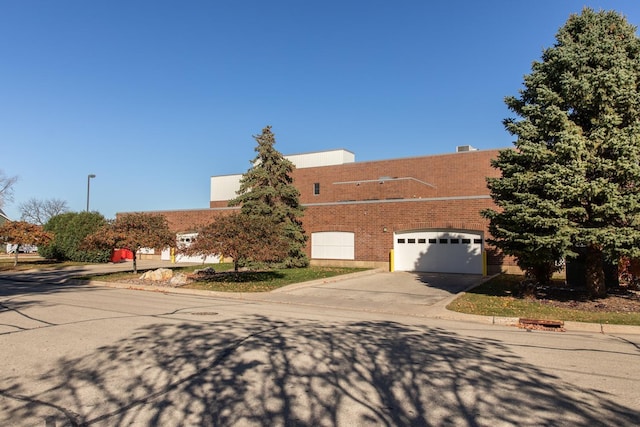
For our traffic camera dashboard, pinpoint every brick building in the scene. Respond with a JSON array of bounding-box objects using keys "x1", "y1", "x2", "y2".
[{"x1": 142, "y1": 146, "x2": 509, "y2": 274}]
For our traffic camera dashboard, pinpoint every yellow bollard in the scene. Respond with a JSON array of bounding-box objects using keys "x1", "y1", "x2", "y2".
[
  {"x1": 171, "y1": 247, "x2": 175, "y2": 264},
  {"x1": 389, "y1": 249, "x2": 394, "y2": 272}
]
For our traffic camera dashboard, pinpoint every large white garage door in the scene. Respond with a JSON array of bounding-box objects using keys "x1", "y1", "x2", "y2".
[{"x1": 394, "y1": 230, "x2": 483, "y2": 274}]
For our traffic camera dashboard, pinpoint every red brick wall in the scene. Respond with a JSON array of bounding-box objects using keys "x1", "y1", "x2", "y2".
[
  {"x1": 209, "y1": 149, "x2": 502, "y2": 207},
  {"x1": 130, "y1": 149, "x2": 514, "y2": 271},
  {"x1": 152, "y1": 208, "x2": 238, "y2": 234},
  {"x1": 293, "y1": 149, "x2": 501, "y2": 204},
  {"x1": 302, "y1": 198, "x2": 496, "y2": 262}
]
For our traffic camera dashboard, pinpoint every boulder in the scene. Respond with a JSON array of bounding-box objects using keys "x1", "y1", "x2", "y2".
[
  {"x1": 139, "y1": 268, "x2": 174, "y2": 281},
  {"x1": 169, "y1": 273, "x2": 189, "y2": 286}
]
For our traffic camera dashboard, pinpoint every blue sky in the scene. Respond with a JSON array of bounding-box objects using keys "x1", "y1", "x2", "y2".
[{"x1": 2, "y1": 1, "x2": 640, "y2": 220}]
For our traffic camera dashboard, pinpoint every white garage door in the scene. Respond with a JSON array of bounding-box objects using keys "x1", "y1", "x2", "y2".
[
  {"x1": 312, "y1": 231, "x2": 355, "y2": 260},
  {"x1": 394, "y1": 230, "x2": 483, "y2": 274}
]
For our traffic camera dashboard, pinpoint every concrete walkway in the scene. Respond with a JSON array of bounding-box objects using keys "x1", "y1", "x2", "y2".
[{"x1": 71, "y1": 261, "x2": 640, "y2": 335}]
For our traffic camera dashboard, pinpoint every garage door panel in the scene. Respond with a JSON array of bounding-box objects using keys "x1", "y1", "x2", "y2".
[
  {"x1": 312, "y1": 232, "x2": 355, "y2": 260},
  {"x1": 394, "y1": 231, "x2": 482, "y2": 274}
]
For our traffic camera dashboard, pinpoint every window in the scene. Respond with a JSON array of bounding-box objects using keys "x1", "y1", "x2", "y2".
[
  {"x1": 418, "y1": 238, "x2": 426, "y2": 244},
  {"x1": 439, "y1": 238, "x2": 448, "y2": 244},
  {"x1": 462, "y1": 238, "x2": 471, "y2": 244},
  {"x1": 313, "y1": 182, "x2": 320, "y2": 195},
  {"x1": 428, "y1": 238, "x2": 437, "y2": 244},
  {"x1": 451, "y1": 238, "x2": 460, "y2": 244},
  {"x1": 408, "y1": 238, "x2": 416, "y2": 244},
  {"x1": 397, "y1": 238, "x2": 406, "y2": 244},
  {"x1": 474, "y1": 238, "x2": 482, "y2": 244}
]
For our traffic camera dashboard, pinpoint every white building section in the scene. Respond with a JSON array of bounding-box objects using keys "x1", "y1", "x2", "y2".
[
  {"x1": 161, "y1": 233, "x2": 221, "y2": 264},
  {"x1": 6, "y1": 244, "x2": 38, "y2": 254},
  {"x1": 393, "y1": 230, "x2": 483, "y2": 274},
  {"x1": 210, "y1": 149, "x2": 355, "y2": 203},
  {"x1": 311, "y1": 231, "x2": 355, "y2": 260},
  {"x1": 210, "y1": 174, "x2": 244, "y2": 203},
  {"x1": 285, "y1": 149, "x2": 355, "y2": 168}
]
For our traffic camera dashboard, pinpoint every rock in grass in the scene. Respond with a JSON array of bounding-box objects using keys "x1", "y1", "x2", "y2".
[
  {"x1": 140, "y1": 268, "x2": 173, "y2": 281},
  {"x1": 169, "y1": 273, "x2": 189, "y2": 286}
]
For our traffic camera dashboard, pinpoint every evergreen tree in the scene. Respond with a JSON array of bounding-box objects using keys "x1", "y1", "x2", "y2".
[
  {"x1": 483, "y1": 147, "x2": 574, "y2": 284},
  {"x1": 484, "y1": 9, "x2": 640, "y2": 297},
  {"x1": 229, "y1": 126, "x2": 308, "y2": 267}
]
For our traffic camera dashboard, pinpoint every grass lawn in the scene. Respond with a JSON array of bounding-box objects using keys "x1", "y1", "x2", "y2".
[
  {"x1": 447, "y1": 274, "x2": 640, "y2": 326},
  {"x1": 93, "y1": 263, "x2": 370, "y2": 293}
]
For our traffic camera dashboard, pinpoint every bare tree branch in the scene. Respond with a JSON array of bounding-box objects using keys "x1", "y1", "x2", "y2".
[
  {"x1": 0, "y1": 170, "x2": 18, "y2": 210},
  {"x1": 19, "y1": 198, "x2": 70, "y2": 225}
]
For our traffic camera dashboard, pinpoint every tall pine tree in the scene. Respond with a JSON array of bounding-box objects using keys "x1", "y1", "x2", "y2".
[
  {"x1": 229, "y1": 126, "x2": 308, "y2": 268},
  {"x1": 484, "y1": 9, "x2": 640, "y2": 297}
]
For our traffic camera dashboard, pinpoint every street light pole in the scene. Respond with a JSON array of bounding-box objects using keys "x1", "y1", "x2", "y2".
[{"x1": 86, "y1": 174, "x2": 96, "y2": 212}]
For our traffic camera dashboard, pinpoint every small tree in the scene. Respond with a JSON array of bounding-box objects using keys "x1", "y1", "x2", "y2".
[
  {"x1": 19, "y1": 198, "x2": 70, "y2": 225},
  {"x1": 0, "y1": 221, "x2": 52, "y2": 266},
  {"x1": 229, "y1": 126, "x2": 308, "y2": 267},
  {"x1": 84, "y1": 213, "x2": 175, "y2": 273},
  {"x1": 181, "y1": 213, "x2": 289, "y2": 272}
]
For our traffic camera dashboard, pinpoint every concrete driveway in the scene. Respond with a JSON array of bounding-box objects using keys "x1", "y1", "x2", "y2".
[{"x1": 246, "y1": 270, "x2": 486, "y2": 317}]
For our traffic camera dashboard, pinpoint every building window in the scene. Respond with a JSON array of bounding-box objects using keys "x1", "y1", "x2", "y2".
[
  {"x1": 428, "y1": 238, "x2": 437, "y2": 244},
  {"x1": 418, "y1": 238, "x2": 426, "y2": 244},
  {"x1": 313, "y1": 182, "x2": 320, "y2": 195},
  {"x1": 408, "y1": 238, "x2": 416, "y2": 244},
  {"x1": 451, "y1": 239, "x2": 460, "y2": 244},
  {"x1": 397, "y1": 239, "x2": 406, "y2": 244}
]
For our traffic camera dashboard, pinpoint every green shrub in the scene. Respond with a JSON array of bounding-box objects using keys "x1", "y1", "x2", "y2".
[{"x1": 40, "y1": 212, "x2": 111, "y2": 262}]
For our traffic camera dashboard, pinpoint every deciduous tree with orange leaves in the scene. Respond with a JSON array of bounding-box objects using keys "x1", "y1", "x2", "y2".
[
  {"x1": 0, "y1": 221, "x2": 52, "y2": 267},
  {"x1": 180, "y1": 213, "x2": 289, "y2": 272},
  {"x1": 83, "y1": 213, "x2": 175, "y2": 273}
]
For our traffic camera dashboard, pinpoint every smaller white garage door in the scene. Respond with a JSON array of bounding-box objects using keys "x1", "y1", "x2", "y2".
[
  {"x1": 312, "y1": 232, "x2": 355, "y2": 260},
  {"x1": 394, "y1": 230, "x2": 483, "y2": 274}
]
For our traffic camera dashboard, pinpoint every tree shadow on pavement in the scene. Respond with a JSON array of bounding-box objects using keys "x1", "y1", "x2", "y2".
[
  {"x1": 0, "y1": 267, "x2": 106, "y2": 288},
  {"x1": 1, "y1": 316, "x2": 638, "y2": 426},
  {"x1": 0, "y1": 271, "x2": 105, "y2": 317},
  {"x1": 412, "y1": 272, "x2": 484, "y2": 295}
]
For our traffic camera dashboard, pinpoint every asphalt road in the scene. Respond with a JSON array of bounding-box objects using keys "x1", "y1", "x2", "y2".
[{"x1": 1, "y1": 264, "x2": 639, "y2": 426}]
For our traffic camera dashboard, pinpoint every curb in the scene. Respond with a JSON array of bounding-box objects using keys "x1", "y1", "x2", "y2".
[{"x1": 431, "y1": 275, "x2": 640, "y2": 335}]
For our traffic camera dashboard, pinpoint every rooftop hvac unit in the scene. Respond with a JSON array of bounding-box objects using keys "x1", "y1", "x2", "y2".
[{"x1": 456, "y1": 145, "x2": 478, "y2": 152}]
